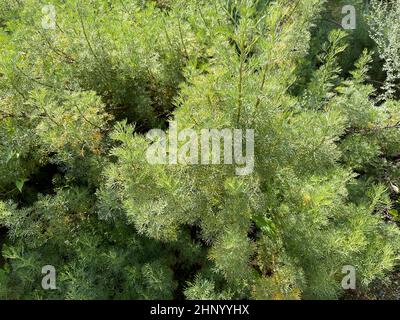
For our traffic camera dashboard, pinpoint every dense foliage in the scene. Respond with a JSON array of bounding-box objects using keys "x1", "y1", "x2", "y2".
[{"x1": 0, "y1": 0, "x2": 399, "y2": 300}]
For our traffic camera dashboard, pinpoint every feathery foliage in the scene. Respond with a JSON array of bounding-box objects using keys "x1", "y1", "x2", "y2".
[{"x1": 0, "y1": 0, "x2": 399, "y2": 300}]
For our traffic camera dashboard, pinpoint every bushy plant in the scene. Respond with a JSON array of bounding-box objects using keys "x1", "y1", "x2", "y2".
[{"x1": 0, "y1": 0, "x2": 399, "y2": 300}]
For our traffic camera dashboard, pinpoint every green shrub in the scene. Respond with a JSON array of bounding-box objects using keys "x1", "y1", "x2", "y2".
[{"x1": 0, "y1": 0, "x2": 399, "y2": 300}]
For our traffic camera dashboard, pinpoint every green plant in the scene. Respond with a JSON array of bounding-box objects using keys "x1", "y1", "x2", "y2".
[{"x1": 0, "y1": 0, "x2": 399, "y2": 300}]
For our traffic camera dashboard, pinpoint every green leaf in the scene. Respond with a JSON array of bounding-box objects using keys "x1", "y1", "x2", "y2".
[
  {"x1": 252, "y1": 215, "x2": 277, "y2": 237},
  {"x1": 389, "y1": 209, "x2": 399, "y2": 221},
  {"x1": 15, "y1": 178, "x2": 28, "y2": 193}
]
